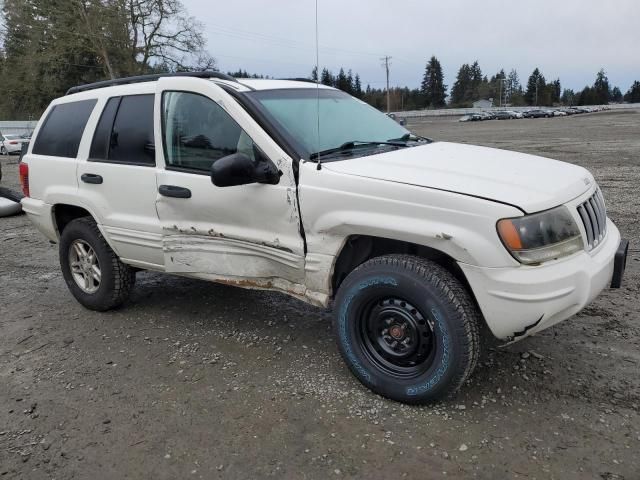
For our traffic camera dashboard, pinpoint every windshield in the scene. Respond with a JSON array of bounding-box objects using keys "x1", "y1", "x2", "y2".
[{"x1": 248, "y1": 88, "x2": 410, "y2": 160}]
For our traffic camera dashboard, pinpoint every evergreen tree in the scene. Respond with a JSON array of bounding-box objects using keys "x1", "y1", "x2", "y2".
[
  {"x1": 311, "y1": 66, "x2": 318, "y2": 81},
  {"x1": 507, "y1": 69, "x2": 521, "y2": 95},
  {"x1": 354, "y1": 74, "x2": 363, "y2": 98},
  {"x1": 0, "y1": 0, "x2": 213, "y2": 118},
  {"x1": 561, "y1": 88, "x2": 576, "y2": 105},
  {"x1": 469, "y1": 61, "x2": 483, "y2": 101},
  {"x1": 577, "y1": 86, "x2": 597, "y2": 105},
  {"x1": 485, "y1": 69, "x2": 507, "y2": 105},
  {"x1": 335, "y1": 68, "x2": 350, "y2": 92},
  {"x1": 346, "y1": 69, "x2": 354, "y2": 94},
  {"x1": 593, "y1": 69, "x2": 610, "y2": 104},
  {"x1": 420, "y1": 56, "x2": 447, "y2": 108},
  {"x1": 611, "y1": 86, "x2": 623, "y2": 102},
  {"x1": 550, "y1": 79, "x2": 561, "y2": 104},
  {"x1": 507, "y1": 69, "x2": 524, "y2": 105},
  {"x1": 320, "y1": 68, "x2": 334, "y2": 86},
  {"x1": 525, "y1": 68, "x2": 546, "y2": 105},
  {"x1": 450, "y1": 63, "x2": 472, "y2": 106},
  {"x1": 624, "y1": 81, "x2": 640, "y2": 102}
]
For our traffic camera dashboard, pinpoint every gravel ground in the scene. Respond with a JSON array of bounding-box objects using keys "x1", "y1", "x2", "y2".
[{"x1": 1, "y1": 110, "x2": 638, "y2": 479}]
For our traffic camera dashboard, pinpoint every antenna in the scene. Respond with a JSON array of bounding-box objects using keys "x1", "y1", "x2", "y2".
[{"x1": 315, "y1": 0, "x2": 322, "y2": 170}]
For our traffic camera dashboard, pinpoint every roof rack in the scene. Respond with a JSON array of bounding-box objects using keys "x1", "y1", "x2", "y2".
[
  {"x1": 65, "y1": 71, "x2": 237, "y2": 95},
  {"x1": 278, "y1": 77, "x2": 318, "y2": 84}
]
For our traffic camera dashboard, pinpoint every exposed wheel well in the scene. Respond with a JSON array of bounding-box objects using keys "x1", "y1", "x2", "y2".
[
  {"x1": 53, "y1": 204, "x2": 92, "y2": 235},
  {"x1": 331, "y1": 235, "x2": 472, "y2": 297}
]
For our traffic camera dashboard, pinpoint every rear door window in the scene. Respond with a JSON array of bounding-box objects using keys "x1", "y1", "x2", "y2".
[
  {"x1": 32, "y1": 99, "x2": 97, "y2": 157},
  {"x1": 89, "y1": 94, "x2": 155, "y2": 166},
  {"x1": 89, "y1": 97, "x2": 120, "y2": 160}
]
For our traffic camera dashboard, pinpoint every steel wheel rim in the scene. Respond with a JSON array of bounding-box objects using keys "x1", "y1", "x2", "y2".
[
  {"x1": 68, "y1": 239, "x2": 101, "y2": 294},
  {"x1": 357, "y1": 297, "x2": 437, "y2": 379}
]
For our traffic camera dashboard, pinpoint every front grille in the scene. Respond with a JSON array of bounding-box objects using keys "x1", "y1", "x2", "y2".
[{"x1": 576, "y1": 189, "x2": 607, "y2": 250}]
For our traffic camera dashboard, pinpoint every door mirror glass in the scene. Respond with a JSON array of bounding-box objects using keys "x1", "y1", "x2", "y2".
[{"x1": 211, "y1": 149, "x2": 280, "y2": 187}]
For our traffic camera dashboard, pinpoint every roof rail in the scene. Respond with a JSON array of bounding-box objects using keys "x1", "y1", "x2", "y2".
[
  {"x1": 279, "y1": 77, "x2": 317, "y2": 84},
  {"x1": 65, "y1": 71, "x2": 237, "y2": 95}
]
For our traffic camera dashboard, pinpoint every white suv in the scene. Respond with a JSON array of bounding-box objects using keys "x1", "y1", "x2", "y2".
[{"x1": 20, "y1": 72, "x2": 628, "y2": 403}]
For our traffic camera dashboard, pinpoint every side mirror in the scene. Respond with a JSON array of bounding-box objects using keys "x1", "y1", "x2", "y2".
[{"x1": 210, "y1": 151, "x2": 281, "y2": 187}]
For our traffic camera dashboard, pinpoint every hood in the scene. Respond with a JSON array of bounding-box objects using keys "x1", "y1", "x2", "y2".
[{"x1": 322, "y1": 142, "x2": 592, "y2": 213}]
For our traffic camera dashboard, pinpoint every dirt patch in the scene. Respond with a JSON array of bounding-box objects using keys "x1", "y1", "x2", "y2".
[{"x1": 1, "y1": 111, "x2": 639, "y2": 479}]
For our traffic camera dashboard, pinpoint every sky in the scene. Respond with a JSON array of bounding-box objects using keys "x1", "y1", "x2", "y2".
[{"x1": 184, "y1": 0, "x2": 640, "y2": 94}]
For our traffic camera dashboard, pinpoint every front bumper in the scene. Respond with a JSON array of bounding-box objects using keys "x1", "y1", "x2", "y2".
[{"x1": 460, "y1": 219, "x2": 624, "y2": 340}]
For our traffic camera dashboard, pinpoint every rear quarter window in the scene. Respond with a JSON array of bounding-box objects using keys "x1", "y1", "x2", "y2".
[{"x1": 32, "y1": 99, "x2": 97, "y2": 157}]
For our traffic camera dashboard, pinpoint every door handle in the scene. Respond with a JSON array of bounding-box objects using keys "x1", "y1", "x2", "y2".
[
  {"x1": 159, "y1": 185, "x2": 192, "y2": 199},
  {"x1": 81, "y1": 173, "x2": 103, "y2": 184}
]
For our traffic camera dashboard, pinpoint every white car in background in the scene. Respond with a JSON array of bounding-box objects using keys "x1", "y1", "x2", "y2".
[
  {"x1": 19, "y1": 72, "x2": 629, "y2": 404},
  {"x1": 1, "y1": 133, "x2": 28, "y2": 155}
]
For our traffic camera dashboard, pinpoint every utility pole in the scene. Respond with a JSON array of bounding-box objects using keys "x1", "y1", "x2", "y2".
[
  {"x1": 535, "y1": 78, "x2": 539, "y2": 106},
  {"x1": 499, "y1": 78, "x2": 508, "y2": 108},
  {"x1": 381, "y1": 55, "x2": 392, "y2": 113}
]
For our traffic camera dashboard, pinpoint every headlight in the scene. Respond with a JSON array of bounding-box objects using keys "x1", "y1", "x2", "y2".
[{"x1": 497, "y1": 206, "x2": 583, "y2": 265}]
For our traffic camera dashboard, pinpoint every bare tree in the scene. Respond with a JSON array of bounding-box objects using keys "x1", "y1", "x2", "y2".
[
  {"x1": 126, "y1": 0, "x2": 214, "y2": 73},
  {"x1": 73, "y1": 0, "x2": 215, "y2": 77}
]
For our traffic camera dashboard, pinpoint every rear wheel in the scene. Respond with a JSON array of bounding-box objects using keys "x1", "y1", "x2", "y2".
[
  {"x1": 0, "y1": 146, "x2": 6, "y2": 155},
  {"x1": 333, "y1": 254, "x2": 480, "y2": 404},
  {"x1": 59, "y1": 217, "x2": 135, "y2": 311}
]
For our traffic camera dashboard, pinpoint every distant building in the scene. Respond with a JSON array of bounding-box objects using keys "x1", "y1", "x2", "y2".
[{"x1": 472, "y1": 99, "x2": 493, "y2": 109}]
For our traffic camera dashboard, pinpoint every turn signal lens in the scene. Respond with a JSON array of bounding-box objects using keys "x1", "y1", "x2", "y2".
[{"x1": 497, "y1": 219, "x2": 523, "y2": 250}]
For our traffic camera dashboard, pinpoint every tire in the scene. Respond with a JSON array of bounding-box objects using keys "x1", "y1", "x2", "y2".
[
  {"x1": 0, "y1": 186, "x2": 25, "y2": 203},
  {"x1": 333, "y1": 254, "x2": 480, "y2": 404},
  {"x1": 59, "y1": 217, "x2": 135, "y2": 311},
  {"x1": 0, "y1": 146, "x2": 6, "y2": 155}
]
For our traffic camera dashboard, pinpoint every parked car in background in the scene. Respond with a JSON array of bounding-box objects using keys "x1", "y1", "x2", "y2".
[
  {"x1": 0, "y1": 133, "x2": 28, "y2": 155},
  {"x1": 387, "y1": 113, "x2": 406, "y2": 126},
  {"x1": 480, "y1": 111, "x2": 496, "y2": 120},
  {"x1": 459, "y1": 113, "x2": 483, "y2": 122},
  {"x1": 493, "y1": 111, "x2": 512, "y2": 120},
  {"x1": 494, "y1": 110, "x2": 521, "y2": 120},
  {"x1": 552, "y1": 110, "x2": 567, "y2": 117},
  {"x1": 523, "y1": 109, "x2": 552, "y2": 119}
]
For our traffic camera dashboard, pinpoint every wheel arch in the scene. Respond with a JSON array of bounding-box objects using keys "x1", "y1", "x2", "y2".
[
  {"x1": 52, "y1": 203, "x2": 95, "y2": 237},
  {"x1": 331, "y1": 235, "x2": 475, "y2": 302}
]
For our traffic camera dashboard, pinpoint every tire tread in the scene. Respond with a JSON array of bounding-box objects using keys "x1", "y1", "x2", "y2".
[
  {"x1": 339, "y1": 254, "x2": 481, "y2": 401},
  {"x1": 61, "y1": 217, "x2": 135, "y2": 311}
]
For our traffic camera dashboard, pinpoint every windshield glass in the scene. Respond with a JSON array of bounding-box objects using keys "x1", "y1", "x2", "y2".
[{"x1": 248, "y1": 88, "x2": 410, "y2": 159}]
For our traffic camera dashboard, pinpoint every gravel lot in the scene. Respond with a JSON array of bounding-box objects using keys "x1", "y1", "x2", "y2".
[{"x1": 1, "y1": 110, "x2": 638, "y2": 479}]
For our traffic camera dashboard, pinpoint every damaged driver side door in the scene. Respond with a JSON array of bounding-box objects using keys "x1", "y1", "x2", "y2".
[{"x1": 154, "y1": 77, "x2": 305, "y2": 292}]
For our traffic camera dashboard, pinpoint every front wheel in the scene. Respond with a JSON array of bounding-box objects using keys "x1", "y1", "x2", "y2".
[
  {"x1": 333, "y1": 254, "x2": 480, "y2": 403},
  {"x1": 59, "y1": 217, "x2": 136, "y2": 311}
]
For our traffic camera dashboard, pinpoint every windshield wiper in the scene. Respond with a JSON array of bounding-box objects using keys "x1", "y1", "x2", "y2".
[
  {"x1": 310, "y1": 140, "x2": 407, "y2": 160},
  {"x1": 387, "y1": 133, "x2": 433, "y2": 143}
]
